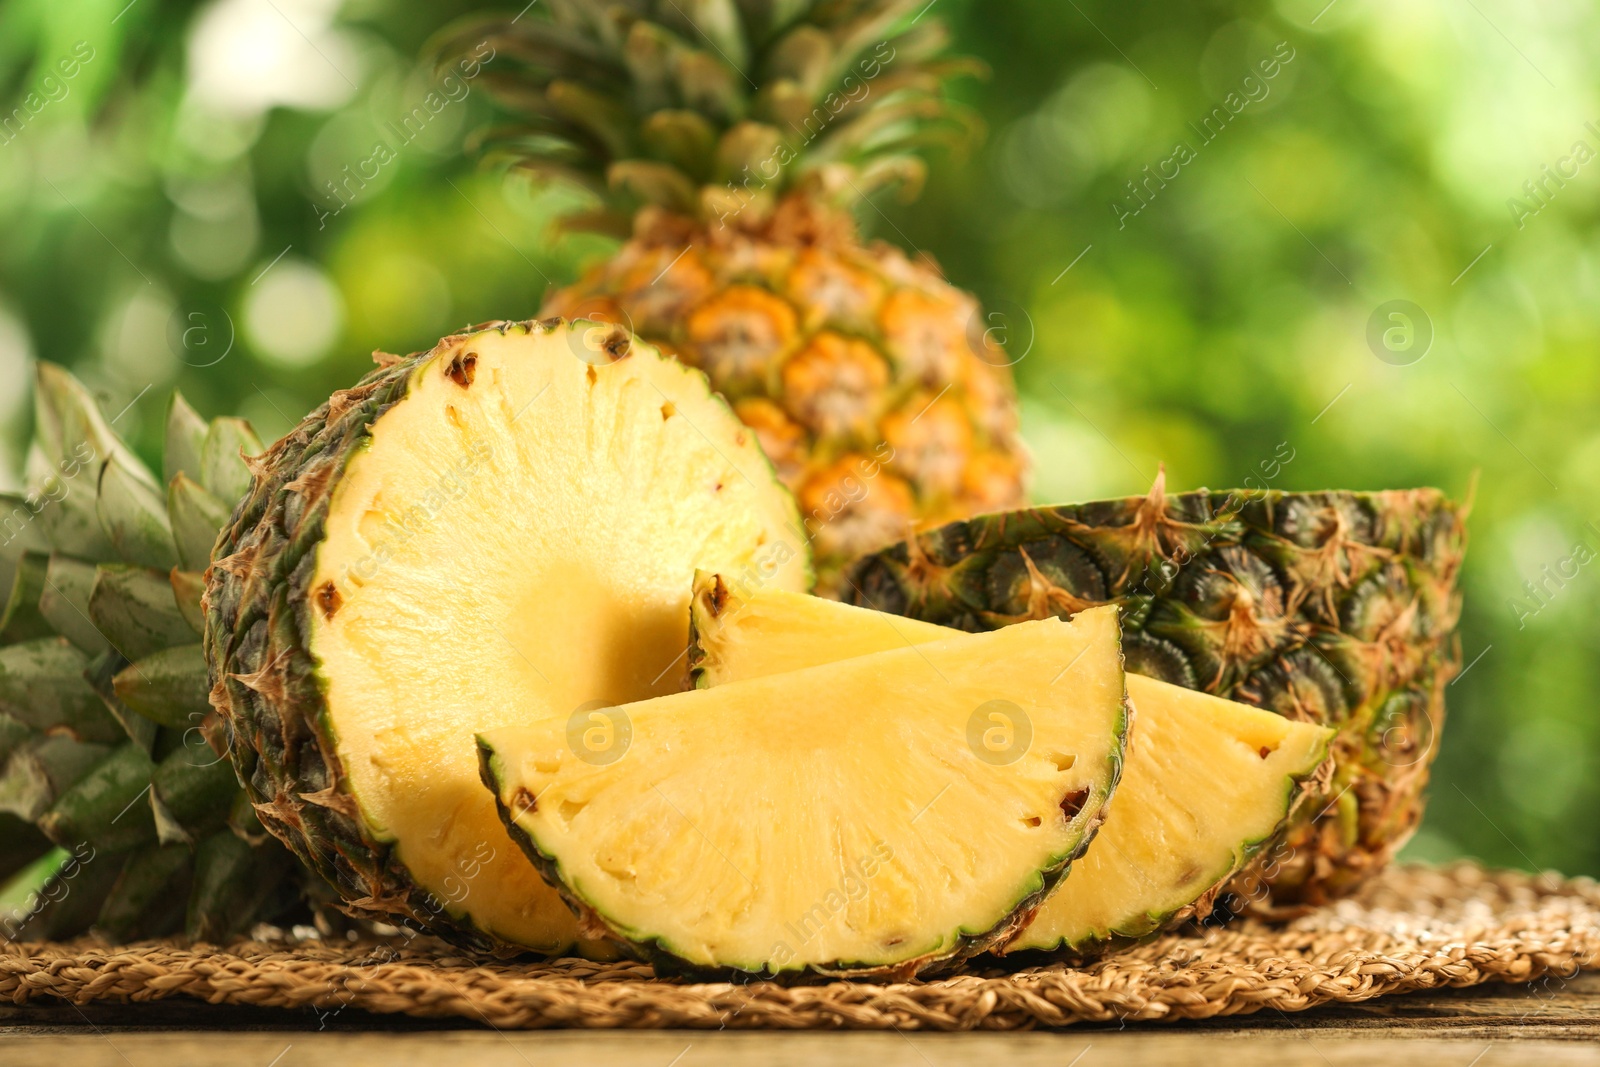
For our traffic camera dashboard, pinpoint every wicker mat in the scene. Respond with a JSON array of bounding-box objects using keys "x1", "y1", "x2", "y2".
[{"x1": 2, "y1": 862, "x2": 1596, "y2": 1031}]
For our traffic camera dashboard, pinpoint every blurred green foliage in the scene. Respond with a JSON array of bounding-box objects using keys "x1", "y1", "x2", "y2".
[{"x1": 1, "y1": 0, "x2": 1596, "y2": 877}]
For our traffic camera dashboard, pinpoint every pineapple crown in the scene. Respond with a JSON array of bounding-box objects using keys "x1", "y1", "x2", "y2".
[
  {"x1": 434, "y1": 0, "x2": 984, "y2": 234},
  {"x1": 0, "y1": 365, "x2": 290, "y2": 941},
  {"x1": 2, "y1": 362, "x2": 263, "y2": 773}
]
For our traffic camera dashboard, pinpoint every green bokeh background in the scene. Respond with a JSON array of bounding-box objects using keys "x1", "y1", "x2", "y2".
[{"x1": 1, "y1": 0, "x2": 1595, "y2": 877}]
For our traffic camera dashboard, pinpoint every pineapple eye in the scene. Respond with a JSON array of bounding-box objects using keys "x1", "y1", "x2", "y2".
[
  {"x1": 316, "y1": 581, "x2": 343, "y2": 620},
  {"x1": 446, "y1": 351, "x2": 477, "y2": 387},
  {"x1": 1059, "y1": 788, "x2": 1091, "y2": 822},
  {"x1": 602, "y1": 330, "x2": 631, "y2": 362}
]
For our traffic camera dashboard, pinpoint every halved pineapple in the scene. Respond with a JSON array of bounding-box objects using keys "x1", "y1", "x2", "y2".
[
  {"x1": 688, "y1": 575, "x2": 1333, "y2": 954},
  {"x1": 207, "y1": 320, "x2": 809, "y2": 952},
  {"x1": 478, "y1": 610, "x2": 1130, "y2": 977}
]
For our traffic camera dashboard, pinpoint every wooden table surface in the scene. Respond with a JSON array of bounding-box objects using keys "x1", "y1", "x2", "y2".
[{"x1": 1, "y1": 970, "x2": 1596, "y2": 1066}]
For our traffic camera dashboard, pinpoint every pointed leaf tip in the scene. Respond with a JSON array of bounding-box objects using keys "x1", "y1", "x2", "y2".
[
  {"x1": 98, "y1": 455, "x2": 179, "y2": 571},
  {"x1": 164, "y1": 392, "x2": 209, "y2": 485},
  {"x1": 199, "y1": 418, "x2": 264, "y2": 508}
]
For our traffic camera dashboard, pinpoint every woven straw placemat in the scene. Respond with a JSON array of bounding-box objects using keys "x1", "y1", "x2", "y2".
[{"x1": 2, "y1": 862, "x2": 1595, "y2": 1031}]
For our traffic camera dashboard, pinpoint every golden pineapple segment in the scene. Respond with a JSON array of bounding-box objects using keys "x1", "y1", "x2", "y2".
[
  {"x1": 543, "y1": 199, "x2": 1028, "y2": 586},
  {"x1": 1012, "y1": 681, "x2": 1331, "y2": 951},
  {"x1": 687, "y1": 576, "x2": 1333, "y2": 954},
  {"x1": 479, "y1": 611, "x2": 1130, "y2": 977}
]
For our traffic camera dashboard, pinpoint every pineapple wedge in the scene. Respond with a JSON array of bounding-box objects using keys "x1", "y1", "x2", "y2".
[
  {"x1": 688, "y1": 575, "x2": 1334, "y2": 954},
  {"x1": 479, "y1": 610, "x2": 1130, "y2": 978}
]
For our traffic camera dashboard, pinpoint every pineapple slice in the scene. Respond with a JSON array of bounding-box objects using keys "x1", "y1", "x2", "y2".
[
  {"x1": 479, "y1": 610, "x2": 1130, "y2": 977},
  {"x1": 688, "y1": 575, "x2": 1334, "y2": 954},
  {"x1": 207, "y1": 321, "x2": 810, "y2": 953}
]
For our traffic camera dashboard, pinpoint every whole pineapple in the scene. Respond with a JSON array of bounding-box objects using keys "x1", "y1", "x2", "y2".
[
  {"x1": 0, "y1": 365, "x2": 302, "y2": 941},
  {"x1": 444, "y1": 0, "x2": 1029, "y2": 584},
  {"x1": 838, "y1": 473, "x2": 1468, "y2": 910}
]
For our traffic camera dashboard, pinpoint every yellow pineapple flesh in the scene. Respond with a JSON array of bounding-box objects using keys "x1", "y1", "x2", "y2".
[
  {"x1": 480, "y1": 611, "x2": 1130, "y2": 976},
  {"x1": 686, "y1": 575, "x2": 1333, "y2": 954}
]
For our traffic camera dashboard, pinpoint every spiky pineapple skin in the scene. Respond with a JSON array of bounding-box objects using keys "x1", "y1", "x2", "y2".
[
  {"x1": 542, "y1": 198, "x2": 1028, "y2": 587},
  {"x1": 837, "y1": 482, "x2": 1467, "y2": 908},
  {"x1": 201, "y1": 331, "x2": 508, "y2": 950}
]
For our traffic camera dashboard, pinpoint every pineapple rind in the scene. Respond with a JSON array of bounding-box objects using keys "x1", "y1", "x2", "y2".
[{"x1": 837, "y1": 480, "x2": 1466, "y2": 909}]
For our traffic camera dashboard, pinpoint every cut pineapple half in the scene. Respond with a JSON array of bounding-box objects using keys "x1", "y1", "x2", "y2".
[
  {"x1": 208, "y1": 321, "x2": 809, "y2": 953},
  {"x1": 478, "y1": 610, "x2": 1130, "y2": 977},
  {"x1": 688, "y1": 575, "x2": 1333, "y2": 954}
]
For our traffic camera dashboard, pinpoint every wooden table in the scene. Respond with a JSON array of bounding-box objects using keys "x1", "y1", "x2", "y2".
[{"x1": 1, "y1": 971, "x2": 1596, "y2": 1065}]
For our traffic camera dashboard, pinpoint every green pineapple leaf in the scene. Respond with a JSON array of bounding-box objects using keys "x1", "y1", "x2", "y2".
[
  {"x1": 163, "y1": 393, "x2": 208, "y2": 486},
  {"x1": 88, "y1": 565, "x2": 196, "y2": 663},
  {"x1": 0, "y1": 735, "x2": 116, "y2": 822},
  {"x1": 0, "y1": 553, "x2": 52, "y2": 644},
  {"x1": 95, "y1": 844, "x2": 190, "y2": 942},
  {"x1": 168, "y1": 571, "x2": 206, "y2": 636},
  {"x1": 167, "y1": 475, "x2": 230, "y2": 574},
  {"x1": 199, "y1": 418, "x2": 263, "y2": 507},
  {"x1": 0, "y1": 639, "x2": 123, "y2": 744},
  {"x1": 151, "y1": 735, "x2": 237, "y2": 845},
  {"x1": 112, "y1": 644, "x2": 210, "y2": 730},
  {"x1": 37, "y1": 742, "x2": 159, "y2": 852},
  {"x1": 97, "y1": 455, "x2": 180, "y2": 571},
  {"x1": 84, "y1": 650, "x2": 160, "y2": 752},
  {"x1": 38, "y1": 555, "x2": 109, "y2": 657}
]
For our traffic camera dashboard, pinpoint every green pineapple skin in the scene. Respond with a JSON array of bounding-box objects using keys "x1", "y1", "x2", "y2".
[
  {"x1": 837, "y1": 482, "x2": 1466, "y2": 909},
  {"x1": 0, "y1": 364, "x2": 302, "y2": 943}
]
